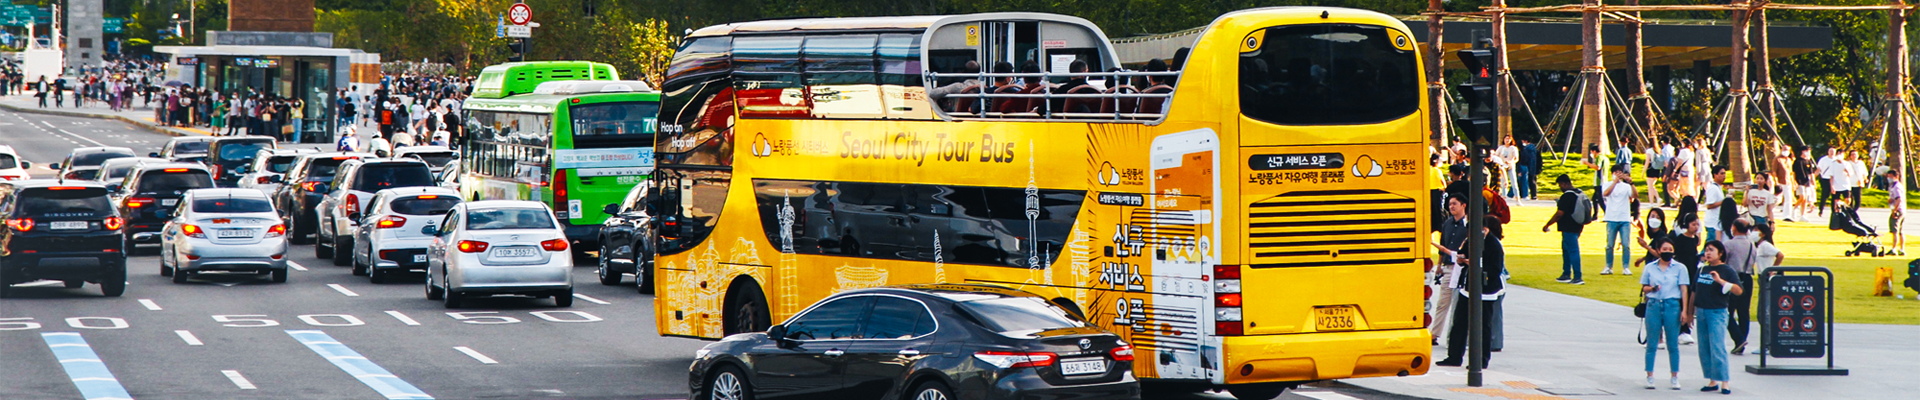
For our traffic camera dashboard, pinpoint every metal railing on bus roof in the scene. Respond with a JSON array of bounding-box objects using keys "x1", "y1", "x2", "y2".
[{"x1": 927, "y1": 70, "x2": 1180, "y2": 122}]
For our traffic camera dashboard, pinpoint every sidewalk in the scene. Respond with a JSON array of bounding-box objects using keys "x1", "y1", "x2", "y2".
[
  {"x1": 1341, "y1": 285, "x2": 1914, "y2": 399},
  {"x1": 0, "y1": 95, "x2": 212, "y2": 138}
]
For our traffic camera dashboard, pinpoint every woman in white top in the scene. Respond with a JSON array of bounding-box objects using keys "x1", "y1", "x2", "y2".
[
  {"x1": 1497, "y1": 136, "x2": 1519, "y2": 199},
  {"x1": 1754, "y1": 225, "x2": 1784, "y2": 270}
]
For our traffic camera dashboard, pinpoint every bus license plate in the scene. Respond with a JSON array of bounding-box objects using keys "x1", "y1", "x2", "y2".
[
  {"x1": 1315, "y1": 306, "x2": 1358, "y2": 331},
  {"x1": 491, "y1": 248, "x2": 539, "y2": 258},
  {"x1": 1059, "y1": 359, "x2": 1107, "y2": 376},
  {"x1": 217, "y1": 229, "x2": 254, "y2": 238},
  {"x1": 50, "y1": 221, "x2": 88, "y2": 230}
]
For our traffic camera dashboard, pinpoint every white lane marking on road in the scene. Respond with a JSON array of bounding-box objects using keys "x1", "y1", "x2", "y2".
[
  {"x1": 52, "y1": 128, "x2": 108, "y2": 147},
  {"x1": 1296, "y1": 392, "x2": 1363, "y2": 400},
  {"x1": 453, "y1": 346, "x2": 499, "y2": 364},
  {"x1": 40, "y1": 332, "x2": 135, "y2": 400},
  {"x1": 288, "y1": 261, "x2": 308, "y2": 271},
  {"x1": 327, "y1": 284, "x2": 360, "y2": 297},
  {"x1": 287, "y1": 330, "x2": 434, "y2": 399},
  {"x1": 572, "y1": 293, "x2": 611, "y2": 305},
  {"x1": 222, "y1": 370, "x2": 257, "y2": 389},
  {"x1": 175, "y1": 330, "x2": 204, "y2": 346},
  {"x1": 18, "y1": 280, "x2": 63, "y2": 287},
  {"x1": 385, "y1": 311, "x2": 421, "y2": 326},
  {"x1": 138, "y1": 299, "x2": 162, "y2": 311}
]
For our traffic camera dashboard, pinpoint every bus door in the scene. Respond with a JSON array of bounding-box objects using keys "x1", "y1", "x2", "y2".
[{"x1": 1140, "y1": 129, "x2": 1222, "y2": 381}]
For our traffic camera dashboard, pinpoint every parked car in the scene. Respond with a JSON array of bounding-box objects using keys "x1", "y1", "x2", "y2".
[
  {"x1": 351, "y1": 187, "x2": 461, "y2": 283},
  {"x1": 394, "y1": 146, "x2": 457, "y2": 174},
  {"x1": 154, "y1": 136, "x2": 218, "y2": 164},
  {"x1": 115, "y1": 163, "x2": 215, "y2": 247},
  {"x1": 144, "y1": 189, "x2": 289, "y2": 283},
  {"x1": 315, "y1": 158, "x2": 436, "y2": 265},
  {"x1": 53, "y1": 146, "x2": 136, "y2": 176},
  {"x1": 424, "y1": 201, "x2": 575, "y2": 308},
  {"x1": 688, "y1": 284, "x2": 1138, "y2": 400},
  {"x1": 95, "y1": 157, "x2": 168, "y2": 192},
  {"x1": 0, "y1": 180, "x2": 128, "y2": 297},
  {"x1": 237, "y1": 148, "x2": 315, "y2": 198},
  {"x1": 596, "y1": 180, "x2": 653, "y2": 291},
  {"x1": 207, "y1": 136, "x2": 278, "y2": 187},
  {"x1": 272, "y1": 152, "x2": 371, "y2": 244},
  {"x1": 0, "y1": 145, "x2": 33, "y2": 181}
]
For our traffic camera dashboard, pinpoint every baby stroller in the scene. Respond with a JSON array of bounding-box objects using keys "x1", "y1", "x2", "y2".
[{"x1": 1831, "y1": 200, "x2": 1887, "y2": 257}]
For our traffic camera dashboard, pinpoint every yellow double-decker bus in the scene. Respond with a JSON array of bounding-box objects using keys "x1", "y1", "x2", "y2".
[{"x1": 653, "y1": 8, "x2": 1433, "y2": 395}]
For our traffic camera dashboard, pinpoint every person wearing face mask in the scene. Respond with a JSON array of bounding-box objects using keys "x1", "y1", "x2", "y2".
[
  {"x1": 1641, "y1": 238, "x2": 1689, "y2": 390},
  {"x1": 1670, "y1": 209, "x2": 1703, "y2": 345},
  {"x1": 1692, "y1": 241, "x2": 1744, "y2": 394},
  {"x1": 1721, "y1": 220, "x2": 1758, "y2": 355},
  {"x1": 1636, "y1": 208, "x2": 1670, "y2": 265}
]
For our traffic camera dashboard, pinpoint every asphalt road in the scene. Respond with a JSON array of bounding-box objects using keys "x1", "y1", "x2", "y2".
[{"x1": 0, "y1": 109, "x2": 1407, "y2": 400}]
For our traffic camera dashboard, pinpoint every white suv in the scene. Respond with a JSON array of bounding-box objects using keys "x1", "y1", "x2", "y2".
[
  {"x1": 351, "y1": 187, "x2": 462, "y2": 283},
  {"x1": 314, "y1": 158, "x2": 436, "y2": 266},
  {"x1": 0, "y1": 145, "x2": 33, "y2": 181}
]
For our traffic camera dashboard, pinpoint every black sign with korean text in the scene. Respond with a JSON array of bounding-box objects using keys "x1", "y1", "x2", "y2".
[
  {"x1": 1766, "y1": 275, "x2": 1825, "y2": 358},
  {"x1": 1247, "y1": 153, "x2": 1344, "y2": 171}
]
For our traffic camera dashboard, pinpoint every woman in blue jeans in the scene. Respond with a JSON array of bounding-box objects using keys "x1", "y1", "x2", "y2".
[
  {"x1": 1641, "y1": 238, "x2": 1689, "y2": 390},
  {"x1": 1692, "y1": 241, "x2": 1745, "y2": 394}
]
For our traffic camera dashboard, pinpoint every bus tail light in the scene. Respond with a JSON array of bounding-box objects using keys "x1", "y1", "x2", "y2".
[
  {"x1": 1424, "y1": 285, "x2": 1433, "y2": 299},
  {"x1": 1423, "y1": 313, "x2": 1432, "y2": 328},
  {"x1": 541, "y1": 238, "x2": 569, "y2": 252},
  {"x1": 6, "y1": 218, "x2": 32, "y2": 231},
  {"x1": 1214, "y1": 265, "x2": 1243, "y2": 336},
  {"x1": 1424, "y1": 257, "x2": 1434, "y2": 273},
  {"x1": 552, "y1": 169, "x2": 569, "y2": 220},
  {"x1": 265, "y1": 224, "x2": 287, "y2": 238},
  {"x1": 376, "y1": 215, "x2": 407, "y2": 229},
  {"x1": 103, "y1": 217, "x2": 124, "y2": 231},
  {"x1": 181, "y1": 224, "x2": 206, "y2": 238},
  {"x1": 457, "y1": 240, "x2": 490, "y2": 253},
  {"x1": 972, "y1": 351, "x2": 1056, "y2": 369}
]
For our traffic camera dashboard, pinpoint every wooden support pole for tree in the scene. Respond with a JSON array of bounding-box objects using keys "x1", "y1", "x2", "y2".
[
  {"x1": 1627, "y1": 0, "x2": 1652, "y2": 147},
  {"x1": 1889, "y1": 0, "x2": 1911, "y2": 186},
  {"x1": 1755, "y1": 6, "x2": 1776, "y2": 136},
  {"x1": 1581, "y1": 0, "x2": 1607, "y2": 153},
  {"x1": 1494, "y1": 0, "x2": 1512, "y2": 145},
  {"x1": 1730, "y1": 1, "x2": 1753, "y2": 183},
  {"x1": 1429, "y1": 0, "x2": 1449, "y2": 149}
]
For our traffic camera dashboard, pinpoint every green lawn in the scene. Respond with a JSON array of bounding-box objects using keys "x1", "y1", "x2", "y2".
[{"x1": 1497, "y1": 205, "x2": 1920, "y2": 325}]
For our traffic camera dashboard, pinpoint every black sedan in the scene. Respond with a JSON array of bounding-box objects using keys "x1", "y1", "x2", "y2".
[{"x1": 689, "y1": 284, "x2": 1139, "y2": 400}]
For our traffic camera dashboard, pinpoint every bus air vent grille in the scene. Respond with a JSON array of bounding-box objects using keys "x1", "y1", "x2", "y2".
[{"x1": 1246, "y1": 189, "x2": 1418, "y2": 268}]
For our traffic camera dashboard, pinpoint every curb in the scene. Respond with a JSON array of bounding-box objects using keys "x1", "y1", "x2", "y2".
[{"x1": 0, "y1": 102, "x2": 207, "y2": 138}]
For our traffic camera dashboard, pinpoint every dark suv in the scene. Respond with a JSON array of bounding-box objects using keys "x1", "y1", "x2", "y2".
[
  {"x1": 116, "y1": 163, "x2": 215, "y2": 247},
  {"x1": 207, "y1": 136, "x2": 278, "y2": 187},
  {"x1": 274, "y1": 153, "x2": 370, "y2": 244},
  {"x1": 597, "y1": 181, "x2": 654, "y2": 292},
  {"x1": 0, "y1": 181, "x2": 128, "y2": 297}
]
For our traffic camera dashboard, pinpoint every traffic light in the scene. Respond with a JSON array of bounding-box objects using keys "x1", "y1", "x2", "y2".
[
  {"x1": 507, "y1": 39, "x2": 527, "y2": 62},
  {"x1": 1453, "y1": 48, "x2": 1498, "y2": 147}
]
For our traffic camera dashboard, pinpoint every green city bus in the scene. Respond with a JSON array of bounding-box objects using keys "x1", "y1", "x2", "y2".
[{"x1": 459, "y1": 61, "x2": 661, "y2": 258}]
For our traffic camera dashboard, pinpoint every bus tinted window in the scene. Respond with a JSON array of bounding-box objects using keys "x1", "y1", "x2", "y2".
[
  {"x1": 659, "y1": 37, "x2": 734, "y2": 166},
  {"x1": 1239, "y1": 24, "x2": 1418, "y2": 125},
  {"x1": 569, "y1": 102, "x2": 661, "y2": 148}
]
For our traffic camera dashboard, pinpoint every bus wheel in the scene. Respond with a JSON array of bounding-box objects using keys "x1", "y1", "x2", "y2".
[
  {"x1": 1227, "y1": 384, "x2": 1290, "y2": 400},
  {"x1": 725, "y1": 283, "x2": 770, "y2": 335}
]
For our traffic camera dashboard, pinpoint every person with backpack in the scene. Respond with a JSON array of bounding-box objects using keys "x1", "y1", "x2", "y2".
[
  {"x1": 1543, "y1": 174, "x2": 1592, "y2": 285},
  {"x1": 1602, "y1": 165, "x2": 1638, "y2": 276}
]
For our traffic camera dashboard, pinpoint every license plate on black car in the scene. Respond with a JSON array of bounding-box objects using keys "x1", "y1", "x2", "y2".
[
  {"x1": 1060, "y1": 359, "x2": 1106, "y2": 376},
  {"x1": 50, "y1": 221, "x2": 87, "y2": 230},
  {"x1": 413, "y1": 254, "x2": 427, "y2": 263},
  {"x1": 161, "y1": 199, "x2": 178, "y2": 206}
]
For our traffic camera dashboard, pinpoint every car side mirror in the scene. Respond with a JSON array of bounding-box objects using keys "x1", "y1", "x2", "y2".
[
  {"x1": 602, "y1": 203, "x2": 619, "y2": 215},
  {"x1": 766, "y1": 324, "x2": 789, "y2": 343},
  {"x1": 349, "y1": 212, "x2": 363, "y2": 221},
  {"x1": 19, "y1": 161, "x2": 30, "y2": 169},
  {"x1": 420, "y1": 225, "x2": 438, "y2": 236},
  {"x1": 148, "y1": 152, "x2": 161, "y2": 158},
  {"x1": 48, "y1": 162, "x2": 61, "y2": 170}
]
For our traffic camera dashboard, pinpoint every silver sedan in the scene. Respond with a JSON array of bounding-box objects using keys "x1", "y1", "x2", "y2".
[
  {"x1": 146, "y1": 188, "x2": 291, "y2": 283},
  {"x1": 424, "y1": 201, "x2": 574, "y2": 308}
]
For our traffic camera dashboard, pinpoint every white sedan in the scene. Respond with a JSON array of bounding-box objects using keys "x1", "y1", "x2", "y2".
[
  {"x1": 424, "y1": 201, "x2": 574, "y2": 308},
  {"x1": 144, "y1": 188, "x2": 290, "y2": 283},
  {"x1": 351, "y1": 186, "x2": 462, "y2": 283}
]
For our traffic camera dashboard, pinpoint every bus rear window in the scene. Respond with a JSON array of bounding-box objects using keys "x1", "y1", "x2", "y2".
[
  {"x1": 569, "y1": 102, "x2": 660, "y2": 148},
  {"x1": 1239, "y1": 24, "x2": 1419, "y2": 125}
]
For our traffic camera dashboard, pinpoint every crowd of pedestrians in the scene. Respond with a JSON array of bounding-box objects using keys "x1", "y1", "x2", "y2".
[{"x1": 334, "y1": 74, "x2": 472, "y2": 156}]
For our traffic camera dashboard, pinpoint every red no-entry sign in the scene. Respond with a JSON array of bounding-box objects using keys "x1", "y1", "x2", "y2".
[{"x1": 508, "y1": 3, "x2": 533, "y2": 26}]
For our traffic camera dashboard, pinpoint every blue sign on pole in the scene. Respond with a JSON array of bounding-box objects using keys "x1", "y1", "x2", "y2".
[{"x1": 496, "y1": 15, "x2": 506, "y2": 38}]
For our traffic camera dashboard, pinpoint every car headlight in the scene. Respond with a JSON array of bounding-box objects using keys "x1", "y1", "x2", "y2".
[{"x1": 695, "y1": 348, "x2": 712, "y2": 359}]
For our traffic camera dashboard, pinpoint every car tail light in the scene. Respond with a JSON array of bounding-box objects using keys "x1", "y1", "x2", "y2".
[
  {"x1": 164, "y1": 168, "x2": 190, "y2": 173},
  {"x1": 6, "y1": 218, "x2": 32, "y2": 231},
  {"x1": 333, "y1": 156, "x2": 354, "y2": 160},
  {"x1": 972, "y1": 351, "x2": 1057, "y2": 369},
  {"x1": 345, "y1": 194, "x2": 360, "y2": 216},
  {"x1": 1110, "y1": 345, "x2": 1135, "y2": 362},
  {"x1": 103, "y1": 217, "x2": 124, "y2": 231},
  {"x1": 258, "y1": 176, "x2": 272, "y2": 185},
  {"x1": 457, "y1": 240, "x2": 489, "y2": 253},
  {"x1": 1214, "y1": 265, "x2": 1243, "y2": 336},
  {"x1": 186, "y1": 254, "x2": 201, "y2": 260},
  {"x1": 380, "y1": 249, "x2": 401, "y2": 261},
  {"x1": 552, "y1": 169, "x2": 569, "y2": 220},
  {"x1": 265, "y1": 224, "x2": 287, "y2": 238},
  {"x1": 181, "y1": 224, "x2": 206, "y2": 238},
  {"x1": 210, "y1": 165, "x2": 221, "y2": 179},
  {"x1": 417, "y1": 195, "x2": 438, "y2": 199},
  {"x1": 541, "y1": 238, "x2": 568, "y2": 252},
  {"x1": 126, "y1": 197, "x2": 156, "y2": 208},
  {"x1": 0, "y1": 175, "x2": 18, "y2": 181},
  {"x1": 376, "y1": 215, "x2": 407, "y2": 229},
  {"x1": 301, "y1": 181, "x2": 321, "y2": 191},
  {"x1": 50, "y1": 186, "x2": 85, "y2": 190}
]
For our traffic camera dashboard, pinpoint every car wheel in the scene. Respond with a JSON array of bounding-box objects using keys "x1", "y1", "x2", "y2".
[
  {"x1": 63, "y1": 280, "x2": 84, "y2": 288},
  {"x1": 724, "y1": 284, "x2": 771, "y2": 335},
  {"x1": 332, "y1": 235, "x2": 352, "y2": 266},
  {"x1": 271, "y1": 268, "x2": 288, "y2": 283},
  {"x1": 172, "y1": 266, "x2": 190, "y2": 284},
  {"x1": 705, "y1": 365, "x2": 751, "y2": 400},
  {"x1": 99, "y1": 263, "x2": 126, "y2": 297},
  {"x1": 443, "y1": 289, "x2": 462, "y2": 308},
  {"x1": 596, "y1": 246, "x2": 621, "y2": 286},
  {"x1": 314, "y1": 229, "x2": 333, "y2": 258},
  {"x1": 1226, "y1": 384, "x2": 1288, "y2": 400},
  {"x1": 637, "y1": 259, "x2": 655, "y2": 295},
  {"x1": 425, "y1": 275, "x2": 445, "y2": 300},
  {"x1": 910, "y1": 380, "x2": 954, "y2": 400},
  {"x1": 369, "y1": 267, "x2": 386, "y2": 283},
  {"x1": 0, "y1": 267, "x2": 11, "y2": 298},
  {"x1": 288, "y1": 216, "x2": 312, "y2": 245},
  {"x1": 555, "y1": 289, "x2": 574, "y2": 307}
]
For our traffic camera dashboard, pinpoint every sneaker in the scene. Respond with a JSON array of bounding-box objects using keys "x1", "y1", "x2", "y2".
[
  {"x1": 1680, "y1": 333, "x2": 1696, "y2": 345},
  {"x1": 1646, "y1": 377, "x2": 1656, "y2": 389},
  {"x1": 1555, "y1": 276, "x2": 1572, "y2": 283},
  {"x1": 1569, "y1": 279, "x2": 1586, "y2": 285},
  {"x1": 1732, "y1": 343, "x2": 1746, "y2": 355},
  {"x1": 1601, "y1": 267, "x2": 1614, "y2": 275},
  {"x1": 1672, "y1": 377, "x2": 1683, "y2": 390}
]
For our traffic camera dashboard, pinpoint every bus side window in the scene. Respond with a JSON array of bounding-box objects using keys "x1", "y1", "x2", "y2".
[
  {"x1": 733, "y1": 36, "x2": 807, "y2": 120},
  {"x1": 659, "y1": 36, "x2": 734, "y2": 167},
  {"x1": 877, "y1": 34, "x2": 930, "y2": 120}
]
